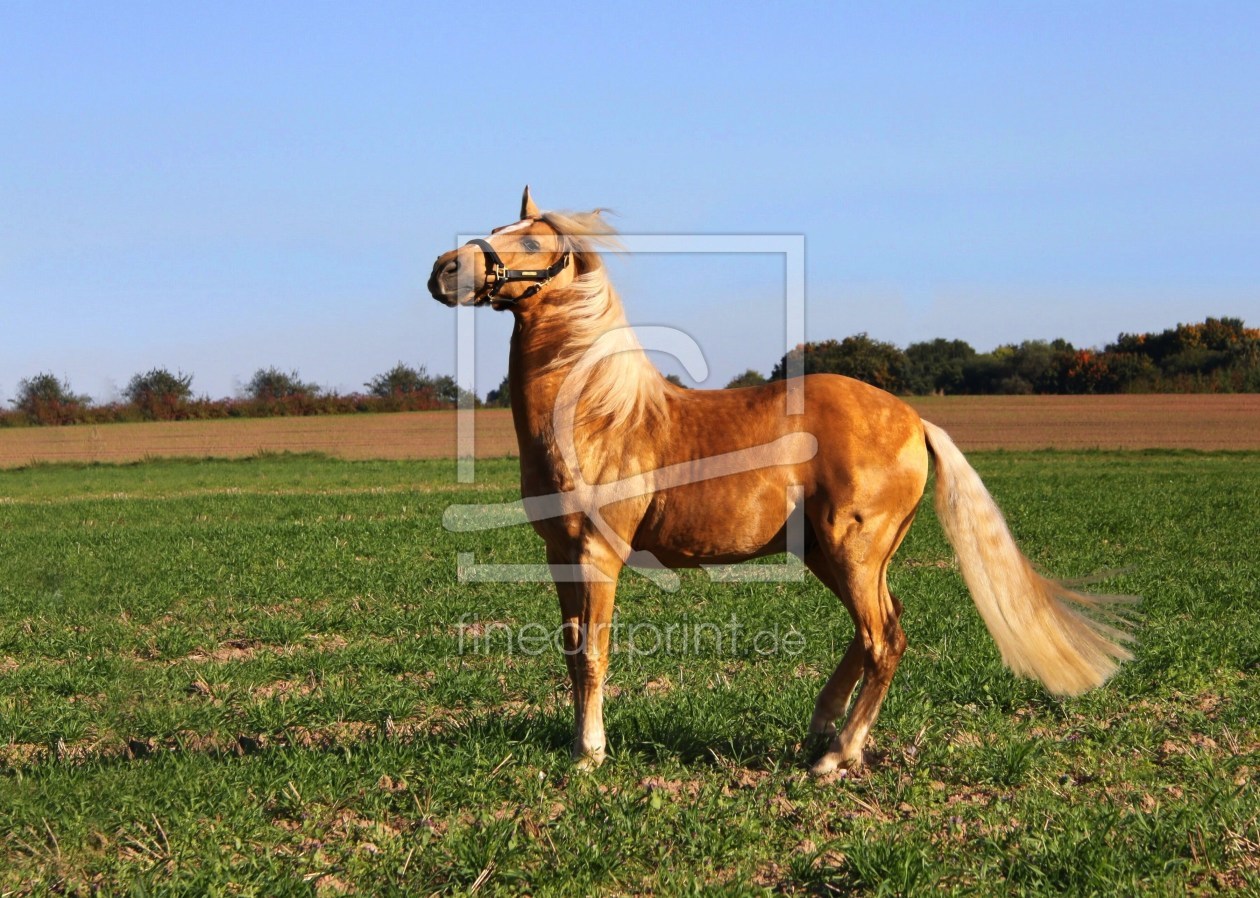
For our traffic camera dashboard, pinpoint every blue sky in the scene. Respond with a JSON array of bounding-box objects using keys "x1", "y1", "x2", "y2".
[{"x1": 2, "y1": 2, "x2": 1258, "y2": 403}]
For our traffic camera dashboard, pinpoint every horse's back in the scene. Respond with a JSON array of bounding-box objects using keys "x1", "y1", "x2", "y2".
[{"x1": 667, "y1": 373, "x2": 926, "y2": 478}]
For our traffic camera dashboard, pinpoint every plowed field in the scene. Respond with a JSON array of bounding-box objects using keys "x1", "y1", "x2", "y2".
[{"x1": 2, "y1": 394, "x2": 1257, "y2": 468}]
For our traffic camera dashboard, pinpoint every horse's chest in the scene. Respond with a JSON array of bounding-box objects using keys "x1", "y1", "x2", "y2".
[
  {"x1": 518, "y1": 451, "x2": 581, "y2": 541},
  {"x1": 518, "y1": 447, "x2": 650, "y2": 546},
  {"x1": 519, "y1": 446, "x2": 575, "y2": 498}
]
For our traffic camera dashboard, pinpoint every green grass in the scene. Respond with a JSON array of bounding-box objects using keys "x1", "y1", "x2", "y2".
[{"x1": 1, "y1": 451, "x2": 1256, "y2": 896}]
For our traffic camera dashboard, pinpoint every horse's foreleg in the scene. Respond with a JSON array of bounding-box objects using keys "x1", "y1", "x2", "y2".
[{"x1": 549, "y1": 544, "x2": 621, "y2": 769}]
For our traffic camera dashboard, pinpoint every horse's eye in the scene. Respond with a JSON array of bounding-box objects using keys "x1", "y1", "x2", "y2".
[{"x1": 521, "y1": 238, "x2": 541, "y2": 253}]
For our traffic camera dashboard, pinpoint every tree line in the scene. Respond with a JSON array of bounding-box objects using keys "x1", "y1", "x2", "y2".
[
  {"x1": 5, "y1": 316, "x2": 1256, "y2": 426},
  {"x1": 733, "y1": 316, "x2": 1260, "y2": 396},
  {"x1": 0, "y1": 364, "x2": 469, "y2": 427}
]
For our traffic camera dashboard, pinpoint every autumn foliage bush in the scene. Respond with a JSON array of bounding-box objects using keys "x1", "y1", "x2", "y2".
[{"x1": 7, "y1": 373, "x2": 90, "y2": 426}]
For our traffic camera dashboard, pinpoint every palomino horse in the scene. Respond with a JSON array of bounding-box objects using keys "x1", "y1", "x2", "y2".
[{"x1": 429, "y1": 188, "x2": 1132, "y2": 774}]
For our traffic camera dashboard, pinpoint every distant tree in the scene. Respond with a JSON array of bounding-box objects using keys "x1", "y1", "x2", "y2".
[
  {"x1": 1110, "y1": 317, "x2": 1247, "y2": 366},
  {"x1": 663, "y1": 373, "x2": 690, "y2": 389},
  {"x1": 366, "y1": 363, "x2": 435, "y2": 399},
  {"x1": 724, "y1": 369, "x2": 767, "y2": 389},
  {"x1": 1094, "y1": 351, "x2": 1158, "y2": 392},
  {"x1": 1162, "y1": 346, "x2": 1233, "y2": 378},
  {"x1": 958, "y1": 353, "x2": 1001, "y2": 394},
  {"x1": 426, "y1": 374, "x2": 477, "y2": 407},
  {"x1": 1103, "y1": 317, "x2": 1260, "y2": 391},
  {"x1": 484, "y1": 373, "x2": 512, "y2": 408},
  {"x1": 125, "y1": 368, "x2": 193, "y2": 420},
  {"x1": 771, "y1": 334, "x2": 910, "y2": 393},
  {"x1": 1011, "y1": 339, "x2": 1075, "y2": 393},
  {"x1": 245, "y1": 368, "x2": 320, "y2": 401},
  {"x1": 960, "y1": 340, "x2": 1076, "y2": 395},
  {"x1": 1193, "y1": 317, "x2": 1251, "y2": 355},
  {"x1": 904, "y1": 339, "x2": 976, "y2": 395},
  {"x1": 11, "y1": 373, "x2": 89, "y2": 425}
]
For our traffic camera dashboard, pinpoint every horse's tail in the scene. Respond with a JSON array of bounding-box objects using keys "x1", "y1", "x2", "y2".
[{"x1": 921, "y1": 419, "x2": 1133, "y2": 695}]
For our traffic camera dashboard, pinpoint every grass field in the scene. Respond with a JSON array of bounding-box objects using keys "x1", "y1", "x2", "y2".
[
  {"x1": 2, "y1": 393, "x2": 1260, "y2": 469},
  {"x1": 1, "y1": 450, "x2": 1257, "y2": 895}
]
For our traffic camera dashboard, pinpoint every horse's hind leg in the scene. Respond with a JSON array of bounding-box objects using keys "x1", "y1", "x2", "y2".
[
  {"x1": 812, "y1": 570, "x2": 906, "y2": 774},
  {"x1": 804, "y1": 551, "x2": 864, "y2": 738},
  {"x1": 808, "y1": 509, "x2": 915, "y2": 775}
]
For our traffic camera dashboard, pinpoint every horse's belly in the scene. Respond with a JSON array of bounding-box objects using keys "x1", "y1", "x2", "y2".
[{"x1": 632, "y1": 479, "x2": 797, "y2": 565}]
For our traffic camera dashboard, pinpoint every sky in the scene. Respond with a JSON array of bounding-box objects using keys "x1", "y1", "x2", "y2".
[{"x1": 2, "y1": 1, "x2": 1258, "y2": 403}]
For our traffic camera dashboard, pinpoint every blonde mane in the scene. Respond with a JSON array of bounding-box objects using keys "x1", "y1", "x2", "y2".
[{"x1": 537, "y1": 210, "x2": 670, "y2": 436}]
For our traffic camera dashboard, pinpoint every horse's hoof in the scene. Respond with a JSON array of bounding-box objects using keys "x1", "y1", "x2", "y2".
[
  {"x1": 810, "y1": 752, "x2": 860, "y2": 778},
  {"x1": 810, "y1": 752, "x2": 841, "y2": 777}
]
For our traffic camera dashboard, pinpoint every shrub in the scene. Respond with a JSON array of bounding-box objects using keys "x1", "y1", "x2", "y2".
[
  {"x1": 364, "y1": 363, "x2": 470, "y2": 411},
  {"x1": 484, "y1": 374, "x2": 512, "y2": 408},
  {"x1": 366, "y1": 363, "x2": 433, "y2": 399},
  {"x1": 125, "y1": 368, "x2": 194, "y2": 420},
  {"x1": 245, "y1": 367, "x2": 320, "y2": 401},
  {"x1": 11, "y1": 373, "x2": 89, "y2": 425},
  {"x1": 724, "y1": 369, "x2": 767, "y2": 389},
  {"x1": 242, "y1": 368, "x2": 324, "y2": 415}
]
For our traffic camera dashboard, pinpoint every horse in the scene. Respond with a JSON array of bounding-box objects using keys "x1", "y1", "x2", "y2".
[{"x1": 428, "y1": 187, "x2": 1132, "y2": 775}]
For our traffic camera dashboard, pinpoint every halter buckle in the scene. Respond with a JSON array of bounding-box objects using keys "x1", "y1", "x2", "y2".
[{"x1": 465, "y1": 235, "x2": 570, "y2": 304}]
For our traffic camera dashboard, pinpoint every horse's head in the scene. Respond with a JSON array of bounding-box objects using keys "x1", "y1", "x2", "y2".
[{"x1": 429, "y1": 187, "x2": 577, "y2": 310}]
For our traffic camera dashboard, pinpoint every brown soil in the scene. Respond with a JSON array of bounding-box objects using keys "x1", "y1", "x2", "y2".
[
  {"x1": 905, "y1": 394, "x2": 1260, "y2": 451},
  {"x1": 0, "y1": 410, "x2": 515, "y2": 468},
  {"x1": 1, "y1": 395, "x2": 1257, "y2": 469}
]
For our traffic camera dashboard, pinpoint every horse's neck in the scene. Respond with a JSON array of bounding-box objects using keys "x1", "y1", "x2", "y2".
[{"x1": 507, "y1": 314, "x2": 571, "y2": 440}]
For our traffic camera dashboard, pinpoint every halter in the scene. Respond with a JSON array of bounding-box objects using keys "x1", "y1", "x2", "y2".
[{"x1": 466, "y1": 228, "x2": 572, "y2": 304}]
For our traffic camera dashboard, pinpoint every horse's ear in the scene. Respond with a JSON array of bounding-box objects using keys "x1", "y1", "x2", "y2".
[{"x1": 521, "y1": 185, "x2": 541, "y2": 220}]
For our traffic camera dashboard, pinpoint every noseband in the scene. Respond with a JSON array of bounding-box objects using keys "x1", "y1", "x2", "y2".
[{"x1": 465, "y1": 230, "x2": 571, "y2": 304}]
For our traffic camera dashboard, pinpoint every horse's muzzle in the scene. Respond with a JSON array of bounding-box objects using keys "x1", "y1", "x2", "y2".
[
  {"x1": 430, "y1": 246, "x2": 493, "y2": 307},
  {"x1": 428, "y1": 254, "x2": 467, "y2": 306}
]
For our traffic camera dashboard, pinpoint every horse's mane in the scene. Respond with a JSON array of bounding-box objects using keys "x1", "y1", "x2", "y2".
[{"x1": 532, "y1": 210, "x2": 670, "y2": 438}]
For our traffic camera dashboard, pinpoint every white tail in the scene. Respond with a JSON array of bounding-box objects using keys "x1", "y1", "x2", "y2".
[{"x1": 922, "y1": 420, "x2": 1133, "y2": 695}]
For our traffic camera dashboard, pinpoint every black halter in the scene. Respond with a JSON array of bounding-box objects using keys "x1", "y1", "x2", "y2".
[{"x1": 466, "y1": 230, "x2": 572, "y2": 304}]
